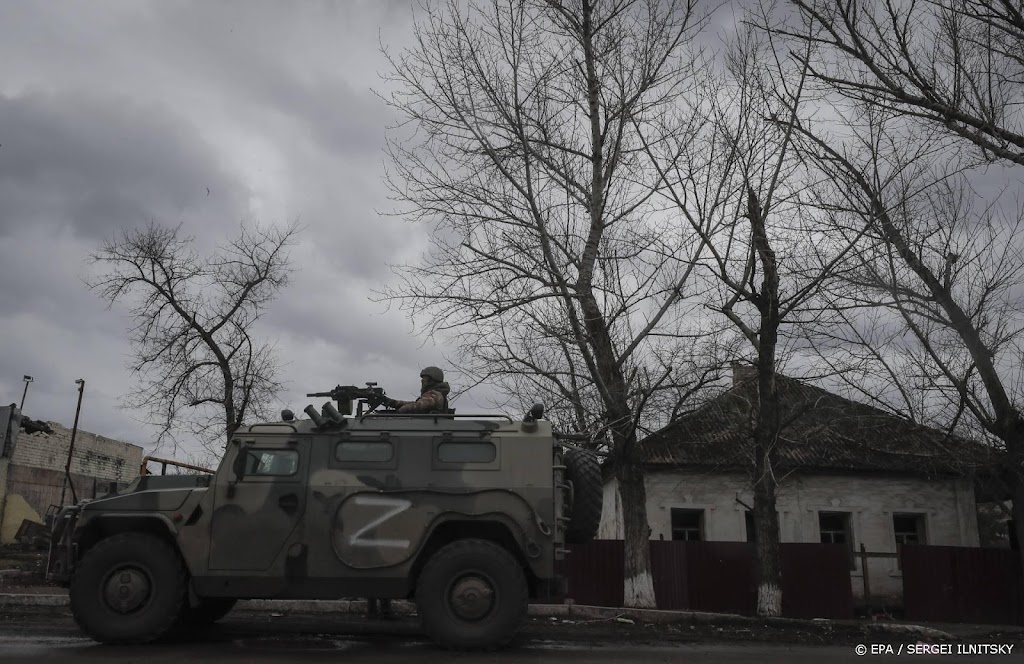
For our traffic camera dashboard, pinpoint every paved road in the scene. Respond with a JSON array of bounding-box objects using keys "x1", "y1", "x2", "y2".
[{"x1": 0, "y1": 611, "x2": 1007, "y2": 663}]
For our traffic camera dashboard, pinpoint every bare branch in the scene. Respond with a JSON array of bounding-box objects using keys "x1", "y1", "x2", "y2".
[{"x1": 86, "y1": 220, "x2": 299, "y2": 456}]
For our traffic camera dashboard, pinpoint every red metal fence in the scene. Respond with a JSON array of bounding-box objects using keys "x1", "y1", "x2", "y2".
[
  {"x1": 780, "y1": 543, "x2": 856, "y2": 619},
  {"x1": 901, "y1": 545, "x2": 1024, "y2": 626},
  {"x1": 557, "y1": 541, "x2": 1024, "y2": 625},
  {"x1": 557, "y1": 539, "x2": 624, "y2": 608},
  {"x1": 556, "y1": 540, "x2": 854, "y2": 619}
]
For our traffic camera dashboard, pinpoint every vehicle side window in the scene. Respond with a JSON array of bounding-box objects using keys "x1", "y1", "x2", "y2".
[
  {"x1": 432, "y1": 437, "x2": 501, "y2": 470},
  {"x1": 335, "y1": 440, "x2": 394, "y2": 463},
  {"x1": 437, "y1": 442, "x2": 495, "y2": 463},
  {"x1": 244, "y1": 449, "x2": 299, "y2": 477}
]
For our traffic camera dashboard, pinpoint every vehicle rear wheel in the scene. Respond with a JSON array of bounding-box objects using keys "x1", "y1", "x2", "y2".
[
  {"x1": 70, "y1": 532, "x2": 185, "y2": 644},
  {"x1": 563, "y1": 447, "x2": 602, "y2": 543},
  {"x1": 415, "y1": 538, "x2": 528, "y2": 650},
  {"x1": 177, "y1": 597, "x2": 237, "y2": 627}
]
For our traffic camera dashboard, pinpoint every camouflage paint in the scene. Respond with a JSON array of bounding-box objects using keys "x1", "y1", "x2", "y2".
[{"x1": 49, "y1": 414, "x2": 568, "y2": 601}]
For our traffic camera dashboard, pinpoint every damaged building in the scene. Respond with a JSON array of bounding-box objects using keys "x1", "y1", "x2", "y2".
[{"x1": 0, "y1": 404, "x2": 142, "y2": 544}]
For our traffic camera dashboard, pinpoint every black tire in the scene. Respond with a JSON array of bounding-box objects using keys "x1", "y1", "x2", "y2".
[
  {"x1": 177, "y1": 598, "x2": 237, "y2": 627},
  {"x1": 415, "y1": 538, "x2": 528, "y2": 650},
  {"x1": 69, "y1": 532, "x2": 186, "y2": 644},
  {"x1": 563, "y1": 447, "x2": 603, "y2": 543}
]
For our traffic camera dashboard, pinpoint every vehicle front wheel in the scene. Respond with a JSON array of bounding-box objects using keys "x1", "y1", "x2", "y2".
[
  {"x1": 69, "y1": 532, "x2": 186, "y2": 644},
  {"x1": 415, "y1": 538, "x2": 528, "y2": 650}
]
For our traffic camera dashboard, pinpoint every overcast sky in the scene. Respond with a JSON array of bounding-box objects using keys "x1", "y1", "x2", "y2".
[
  {"x1": 0, "y1": 1, "x2": 493, "y2": 458},
  {"x1": 3, "y1": 1, "x2": 1018, "y2": 462}
]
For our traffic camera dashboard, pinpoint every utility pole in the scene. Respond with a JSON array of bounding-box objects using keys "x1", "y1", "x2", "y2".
[
  {"x1": 60, "y1": 379, "x2": 85, "y2": 506},
  {"x1": 19, "y1": 375, "x2": 33, "y2": 411}
]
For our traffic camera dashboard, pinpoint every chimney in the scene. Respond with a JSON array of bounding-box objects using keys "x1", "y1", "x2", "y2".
[{"x1": 731, "y1": 361, "x2": 756, "y2": 385}]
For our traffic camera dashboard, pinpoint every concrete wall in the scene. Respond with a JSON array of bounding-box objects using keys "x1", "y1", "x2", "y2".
[
  {"x1": 599, "y1": 469, "x2": 981, "y2": 604},
  {"x1": 6, "y1": 465, "x2": 122, "y2": 519},
  {"x1": 0, "y1": 422, "x2": 144, "y2": 543},
  {"x1": 11, "y1": 422, "x2": 143, "y2": 482}
]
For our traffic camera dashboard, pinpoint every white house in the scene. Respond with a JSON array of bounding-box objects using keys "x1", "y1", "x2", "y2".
[{"x1": 599, "y1": 370, "x2": 993, "y2": 605}]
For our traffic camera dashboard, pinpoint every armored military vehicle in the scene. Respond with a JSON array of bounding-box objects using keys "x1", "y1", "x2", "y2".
[{"x1": 46, "y1": 384, "x2": 602, "y2": 650}]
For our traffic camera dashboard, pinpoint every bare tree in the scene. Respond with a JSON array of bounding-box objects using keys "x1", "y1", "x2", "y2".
[
  {"x1": 789, "y1": 105, "x2": 1024, "y2": 578},
  {"x1": 641, "y1": 24, "x2": 865, "y2": 615},
  {"x1": 772, "y1": 0, "x2": 1024, "y2": 166},
  {"x1": 762, "y1": 0, "x2": 1024, "y2": 576},
  {"x1": 87, "y1": 221, "x2": 299, "y2": 461},
  {"x1": 378, "y1": 0, "x2": 717, "y2": 607}
]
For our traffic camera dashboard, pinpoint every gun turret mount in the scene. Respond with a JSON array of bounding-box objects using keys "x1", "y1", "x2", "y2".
[{"x1": 306, "y1": 383, "x2": 388, "y2": 419}]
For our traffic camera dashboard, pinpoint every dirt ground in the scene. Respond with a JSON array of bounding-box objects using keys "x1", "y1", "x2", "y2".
[{"x1": 0, "y1": 547, "x2": 52, "y2": 592}]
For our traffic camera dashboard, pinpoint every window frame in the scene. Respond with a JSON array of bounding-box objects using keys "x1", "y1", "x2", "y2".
[
  {"x1": 670, "y1": 508, "x2": 705, "y2": 542},
  {"x1": 892, "y1": 512, "x2": 927, "y2": 571},
  {"x1": 892, "y1": 513, "x2": 926, "y2": 546},
  {"x1": 330, "y1": 435, "x2": 398, "y2": 470},
  {"x1": 431, "y1": 436, "x2": 501, "y2": 471},
  {"x1": 240, "y1": 448, "x2": 301, "y2": 479},
  {"x1": 818, "y1": 511, "x2": 855, "y2": 570}
]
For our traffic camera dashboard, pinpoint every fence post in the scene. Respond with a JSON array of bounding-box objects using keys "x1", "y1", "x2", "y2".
[{"x1": 860, "y1": 543, "x2": 871, "y2": 612}]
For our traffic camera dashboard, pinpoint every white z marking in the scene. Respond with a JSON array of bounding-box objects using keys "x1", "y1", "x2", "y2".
[{"x1": 347, "y1": 495, "x2": 412, "y2": 549}]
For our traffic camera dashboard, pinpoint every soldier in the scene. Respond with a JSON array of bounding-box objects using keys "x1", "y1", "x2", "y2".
[{"x1": 380, "y1": 366, "x2": 450, "y2": 413}]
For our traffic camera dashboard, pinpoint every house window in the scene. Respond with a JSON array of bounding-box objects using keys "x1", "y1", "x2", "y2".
[
  {"x1": 893, "y1": 513, "x2": 926, "y2": 571},
  {"x1": 893, "y1": 513, "x2": 925, "y2": 546},
  {"x1": 671, "y1": 508, "x2": 704, "y2": 541},
  {"x1": 819, "y1": 511, "x2": 855, "y2": 569}
]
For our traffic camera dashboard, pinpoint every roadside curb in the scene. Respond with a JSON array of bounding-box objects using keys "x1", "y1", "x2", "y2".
[
  {"x1": 0, "y1": 592, "x2": 959, "y2": 638},
  {"x1": 0, "y1": 593, "x2": 69, "y2": 607},
  {"x1": 0, "y1": 593, "x2": 737, "y2": 622}
]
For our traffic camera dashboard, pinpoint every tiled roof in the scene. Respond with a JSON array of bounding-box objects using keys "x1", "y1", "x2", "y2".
[{"x1": 637, "y1": 374, "x2": 995, "y2": 478}]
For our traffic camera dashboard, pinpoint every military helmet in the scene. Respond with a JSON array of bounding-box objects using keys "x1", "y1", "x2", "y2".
[{"x1": 420, "y1": 366, "x2": 444, "y2": 383}]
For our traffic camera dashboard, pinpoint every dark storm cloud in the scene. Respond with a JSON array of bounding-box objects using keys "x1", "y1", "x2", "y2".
[
  {"x1": 0, "y1": 1, "x2": 503, "y2": 457},
  {"x1": 263, "y1": 278, "x2": 420, "y2": 362},
  {"x1": 0, "y1": 92, "x2": 246, "y2": 241},
  {"x1": 261, "y1": 76, "x2": 393, "y2": 157},
  {"x1": 123, "y1": 0, "x2": 398, "y2": 157}
]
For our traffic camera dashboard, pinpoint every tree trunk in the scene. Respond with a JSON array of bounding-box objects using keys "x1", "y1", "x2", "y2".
[
  {"x1": 752, "y1": 445, "x2": 783, "y2": 616},
  {"x1": 750, "y1": 187, "x2": 784, "y2": 617},
  {"x1": 1011, "y1": 478, "x2": 1024, "y2": 567},
  {"x1": 224, "y1": 371, "x2": 238, "y2": 445},
  {"x1": 617, "y1": 459, "x2": 657, "y2": 608},
  {"x1": 1002, "y1": 427, "x2": 1024, "y2": 573},
  {"x1": 752, "y1": 364, "x2": 783, "y2": 617}
]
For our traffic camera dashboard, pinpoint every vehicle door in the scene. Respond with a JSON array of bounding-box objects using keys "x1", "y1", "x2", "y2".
[{"x1": 209, "y1": 437, "x2": 310, "y2": 571}]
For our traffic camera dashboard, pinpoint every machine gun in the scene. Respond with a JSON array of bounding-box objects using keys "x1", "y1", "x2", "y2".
[{"x1": 304, "y1": 382, "x2": 388, "y2": 425}]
